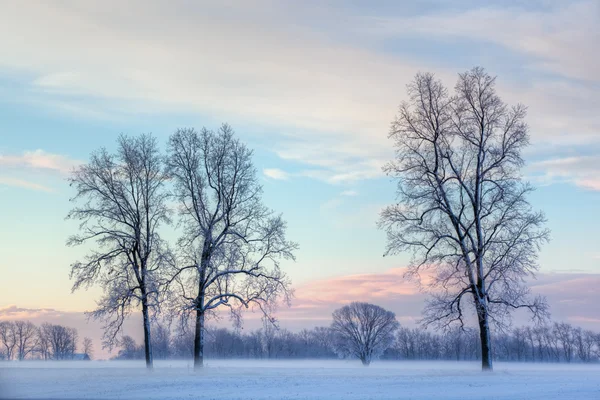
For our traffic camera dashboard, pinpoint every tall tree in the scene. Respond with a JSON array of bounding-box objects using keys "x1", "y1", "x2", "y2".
[
  {"x1": 166, "y1": 125, "x2": 296, "y2": 370},
  {"x1": 330, "y1": 302, "x2": 399, "y2": 366},
  {"x1": 67, "y1": 134, "x2": 170, "y2": 369},
  {"x1": 379, "y1": 67, "x2": 549, "y2": 370}
]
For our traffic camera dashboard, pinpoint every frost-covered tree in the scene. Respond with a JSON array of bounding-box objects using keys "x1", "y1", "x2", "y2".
[
  {"x1": 379, "y1": 67, "x2": 549, "y2": 371},
  {"x1": 331, "y1": 302, "x2": 399, "y2": 365},
  {"x1": 166, "y1": 125, "x2": 297, "y2": 370},
  {"x1": 67, "y1": 134, "x2": 171, "y2": 369}
]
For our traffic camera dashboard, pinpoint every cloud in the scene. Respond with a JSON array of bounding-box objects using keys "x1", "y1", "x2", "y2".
[
  {"x1": 319, "y1": 197, "x2": 343, "y2": 212},
  {"x1": 0, "y1": 1, "x2": 597, "y2": 187},
  {"x1": 0, "y1": 305, "x2": 63, "y2": 319},
  {"x1": 528, "y1": 273, "x2": 600, "y2": 327},
  {"x1": 0, "y1": 150, "x2": 80, "y2": 192},
  {"x1": 275, "y1": 140, "x2": 387, "y2": 185},
  {"x1": 366, "y1": 1, "x2": 600, "y2": 83},
  {"x1": 362, "y1": 2, "x2": 600, "y2": 149},
  {"x1": 319, "y1": 189, "x2": 359, "y2": 212},
  {"x1": 0, "y1": 1, "x2": 410, "y2": 185},
  {"x1": 283, "y1": 269, "x2": 600, "y2": 330},
  {"x1": 528, "y1": 156, "x2": 600, "y2": 191},
  {"x1": 263, "y1": 168, "x2": 290, "y2": 180},
  {"x1": 0, "y1": 150, "x2": 80, "y2": 174},
  {"x1": 274, "y1": 267, "x2": 427, "y2": 327},
  {"x1": 0, "y1": 176, "x2": 54, "y2": 192},
  {"x1": 2, "y1": 271, "x2": 598, "y2": 358},
  {"x1": 295, "y1": 268, "x2": 420, "y2": 304}
]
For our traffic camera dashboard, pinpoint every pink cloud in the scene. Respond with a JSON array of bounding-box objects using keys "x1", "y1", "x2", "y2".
[
  {"x1": 2, "y1": 271, "x2": 598, "y2": 359},
  {"x1": 279, "y1": 269, "x2": 600, "y2": 332},
  {"x1": 0, "y1": 305, "x2": 64, "y2": 319},
  {"x1": 276, "y1": 268, "x2": 426, "y2": 328}
]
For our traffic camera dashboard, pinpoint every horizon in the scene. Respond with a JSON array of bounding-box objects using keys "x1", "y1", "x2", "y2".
[{"x1": 1, "y1": 1, "x2": 599, "y2": 361}]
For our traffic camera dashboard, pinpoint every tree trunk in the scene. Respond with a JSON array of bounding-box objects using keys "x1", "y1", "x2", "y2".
[
  {"x1": 477, "y1": 304, "x2": 493, "y2": 371},
  {"x1": 193, "y1": 308, "x2": 205, "y2": 370},
  {"x1": 141, "y1": 300, "x2": 153, "y2": 369},
  {"x1": 194, "y1": 248, "x2": 209, "y2": 371}
]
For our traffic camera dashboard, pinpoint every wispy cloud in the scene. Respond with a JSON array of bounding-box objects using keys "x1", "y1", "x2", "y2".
[
  {"x1": 0, "y1": 150, "x2": 80, "y2": 174},
  {"x1": 283, "y1": 269, "x2": 600, "y2": 329},
  {"x1": 528, "y1": 155, "x2": 600, "y2": 191},
  {"x1": 0, "y1": 1, "x2": 597, "y2": 186},
  {"x1": 319, "y1": 197, "x2": 343, "y2": 212},
  {"x1": 319, "y1": 189, "x2": 360, "y2": 212},
  {"x1": 0, "y1": 150, "x2": 80, "y2": 192},
  {"x1": 0, "y1": 305, "x2": 63, "y2": 319},
  {"x1": 263, "y1": 168, "x2": 290, "y2": 181},
  {"x1": 366, "y1": 1, "x2": 600, "y2": 83},
  {"x1": 0, "y1": 1, "x2": 412, "y2": 186},
  {"x1": 0, "y1": 177, "x2": 54, "y2": 192},
  {"x1": 274, "y1": 139, "x2": 387, "y2": 184}
]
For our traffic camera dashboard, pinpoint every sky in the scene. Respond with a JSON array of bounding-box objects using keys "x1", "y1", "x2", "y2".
[{"x1": 0, "y1": 0, "x2": 599, "y2": 358}]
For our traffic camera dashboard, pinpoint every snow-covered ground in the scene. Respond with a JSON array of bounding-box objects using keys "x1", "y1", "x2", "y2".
[{"x1": 1, "y1": 359, "x2": 599, "y2": 399}]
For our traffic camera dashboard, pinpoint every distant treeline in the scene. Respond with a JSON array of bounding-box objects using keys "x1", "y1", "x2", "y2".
[
  {"x1": 0, "y1": 321, "x2": 92, "y2": 361},
  {"x1": 113, "y1": 321, "x2": 600, "y2": 364},
  {"x1": 2, "y1": 319, "x2": 598, "y2": 363}
]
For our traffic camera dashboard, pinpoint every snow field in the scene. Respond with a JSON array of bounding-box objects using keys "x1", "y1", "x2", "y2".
[{"x1": 1, "y1": 359, "x2": 599, "y2": 399}]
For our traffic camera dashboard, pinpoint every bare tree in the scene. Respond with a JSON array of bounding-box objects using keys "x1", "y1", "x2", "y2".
[
  {"x1": 573, "y1": 327, "x2": 595, "y2": 363},
  {"x1": 166, "y1": 125, "x2": 297, "y2": 369},
  {"x1": 0, "y1": 321, "x2": 16, "y2": 360},
  {"x1": 67, "y1": 134, "x2": 171, "y2": 369},
  {"x1": 171, "y1": 326, "x2": 195, "y2": 359},
  {"x1": 553, "y1": 322, "x2": 575, "y2": 362},
  {"x1": 379, "y1": 67, "x2": 549, "y2": 371},
  {"x1": 151, "y1": 322, "x2": 171, "y2": 360},
  {"x1": 39, "y1": 323, "x2": 78, "y2": 360},
  {"x1": 13, "y1": 321, "x2": 37, "y2": 360},
  {"x1": 331, "y1": 302, "x2": 399, "y2": 366},
  {"x1": 116, "y1": 335, "x2": 143, "y2": 360},
  {"x1": 82, "y1": 337, "x2": 94, "y2": 360},
  {"x1": 37, "y1": 326, "x2": 51, "y2": 360}
]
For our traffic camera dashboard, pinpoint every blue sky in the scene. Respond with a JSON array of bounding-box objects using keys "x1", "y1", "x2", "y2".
[{"x1": 0, "y1": 1, "x2": 599, "y2": 352}]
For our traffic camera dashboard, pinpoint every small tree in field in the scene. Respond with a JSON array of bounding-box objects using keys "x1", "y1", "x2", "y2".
[
  {"x1": 331, "y1": 302, "x2": 399, "y2": 366},
  {"x1": 82, "y1": 337, "x2": 94, "y2": 359},
  {"x1": 166, "y1": 125, "x2": 297, "y2": 370},
  {"x1": 67, "y1": 134, "x2": 171, "y2": 369},
  {"x1": 379, "y1": 67, "x2": 549, "y2": 371}
]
